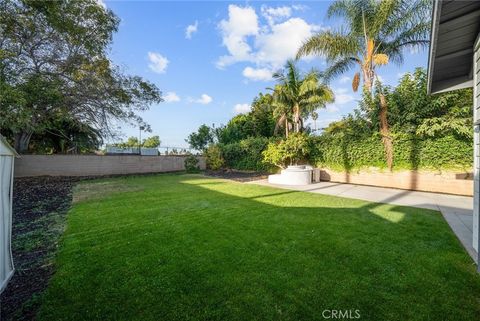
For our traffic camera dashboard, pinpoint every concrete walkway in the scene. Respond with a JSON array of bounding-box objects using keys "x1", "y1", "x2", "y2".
[{"x1": 249, "y1": 180, "x2": 477, "y2": 263}]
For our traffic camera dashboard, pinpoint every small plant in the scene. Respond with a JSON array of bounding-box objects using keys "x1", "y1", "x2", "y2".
[
  {"x1": 184, "y1": 155, "x2": 200, "y2": 173},
  {"x1": 262, "y1": 132, "x2": 310, "y2": 169},
  {"x1": 205, "y1": 145, "x2": 225, "y2": 170}
]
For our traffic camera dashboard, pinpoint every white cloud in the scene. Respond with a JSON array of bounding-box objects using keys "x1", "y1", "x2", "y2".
[
  {"x1": 324, "y1": 88, "x2": 355, "y2": 113},
  {"x1": 261, "y1": 5, "x2": 292, "y2": 25},
  {"x1": 334, "y1": 90, "x2": 354, "y2": 105},
  {"x1": 185, "y1": 21, "x2": 198, "y2": 39},
  {"x1": 242, "y1": 67, "x2": 272, "y2": 81},
  {"x1": 317, "y1": 117, "x2": 341, "y2": 129},
  {"x1": 148, "y1": 52, "x2": 169, "y2": 74},
  {"x1": 192, "y1": 94, "x2": 212, "y2": 105},
  {"x1": 164, "y1": 92, "x2": 180, "y2": 103},
  {"x1": 216, "y1": 5, "x2": 323, "y2": 72},
  {"x1": 217, "y1": 5, "x2": 259, "y2": 68},
  {"x1": 254, "y1": 18, "x2": 321, "y2": 68},
  {"x1": 325, "y1": 104, "x2": 340, "y2": 113},
  {"x1": 233, "y1": 103, "x2": 251, "y2": 114},
  {"x1": 339, "y1": 76, "x2": 351, "y2": 84}
]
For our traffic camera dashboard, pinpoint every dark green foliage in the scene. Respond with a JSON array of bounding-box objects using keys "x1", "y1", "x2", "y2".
[
  {"x1": 186, "y1": 124, "x2": 213, "y2": 151},
  {"x1": 205, "y1": 145, "x2": 224, "y2": 170},
  {"x1": 219, "y1": 137, "x2": 273, "y2": 171},
  {"x1": 315, "y1": 68, "x2": 473, "y2": 172},
  {"x1": 262, "y1": 133, "x2": 311, "y2": 169},
  {"x1": 387, "y1": 69, "x2": 472, "y2": 138},
  {"x1": 29, "y1": 117, "x2": 102, "y2": 154},
  {"x1": 311, "y1": 133, "x2": 472, "y2": 171},
  {"x1": 0, "y1": 0, "x2": 161, "y2": 152},
  {"x1": 187, "y1": 93, "x2": 277, "y2": 147},
  {"x1": 214, "y1": 95, "x2": 277, "y2": 145},
  {"x1": 184, "y1": 155, "x2": 200, "y2": 173}
]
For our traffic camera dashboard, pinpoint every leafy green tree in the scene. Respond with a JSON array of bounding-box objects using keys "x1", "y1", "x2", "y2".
[
  {"x1": 250, "y1": 93, "x2": 276, "y2": 138},
  {"x1": 113, "y1": 137, "x2": 140, "y2": 148},
  {"x1": 262, "y1": 132, "x2": 311, "y2": 169},
  {"x1": 29, "y1": 116, "x2": 102, "y2": 154},
  {"x1": 213, "y1": 93, "x2": 277, "y2": 145},
  {"x1": 297, "y1": 0, "x2": 430, "y2": 170},
  {"x1": 387, "y1": 68, "x2": 472, "y2": 139},
  {"x1": 271, "y1": 60, "x2": 334, "y2": 137},
  {"x1": 205, "y1": 145, "x2": 225, "y2": 170},
  {"x1": 186, "y1": 124, "x2": 213, "y2": 151},
  {"x1": 0, "y1": 0, "x2": 162, "y2": 152},
  {"x1": 142, "y1": 135, "x2": 161, "y2": 148}
]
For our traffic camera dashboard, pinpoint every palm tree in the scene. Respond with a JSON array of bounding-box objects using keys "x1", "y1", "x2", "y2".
[
  {"x1": 311, "y1": 111, "x2": 318, "y2": 131},
  {"x1": 270, "y1": 60, "x2": 334, "y2": 137},
  {"x1": 296, "y1": 0, "x2": 430, "y2": 170}
]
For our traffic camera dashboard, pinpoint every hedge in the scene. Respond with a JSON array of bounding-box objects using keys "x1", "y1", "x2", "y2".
[
  {"x1": 218, "y1": 137, "x2": 274, "y2": 171},
  {"x1": 311, "y1": 133, "x2": 473, "y2": 172}
]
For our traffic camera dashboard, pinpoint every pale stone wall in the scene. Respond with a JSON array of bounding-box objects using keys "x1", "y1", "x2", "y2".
[
  {"x1": 14, "y1": 155, "x2": 206, "y2": 177},
  {"x1": 320, "y1": 169, "x2": 473, "y2": 196}
]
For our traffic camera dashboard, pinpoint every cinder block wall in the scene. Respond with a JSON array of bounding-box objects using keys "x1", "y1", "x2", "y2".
[
  {"x1": 320, "y1": 169, "x2": 473, "y2": 196},
  {"x1": 14, "y1": 155, "x2": 206, "y2": 177}
]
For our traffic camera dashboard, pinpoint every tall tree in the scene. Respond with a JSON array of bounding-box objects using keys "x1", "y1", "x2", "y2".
[
  {"x1": 271, "y1": 60, "x2": 334, "y2": 137},
  {"x1": 186, "y1": 124, "x2": 213, "y2": 151},
  {"x1": 0, "y1": 0, "x2": 162, "y2": 152},
  {"x1": 297, "y1": 0, "x2": 430, "y2": 170}
]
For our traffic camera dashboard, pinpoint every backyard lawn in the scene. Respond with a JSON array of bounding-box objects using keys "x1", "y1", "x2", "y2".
[{"x1": 38, "y1": 174, "x2": 480, "y2": 320}]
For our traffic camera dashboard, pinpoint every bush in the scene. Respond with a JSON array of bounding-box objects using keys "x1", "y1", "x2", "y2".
[
  {"x1": 219, "y1": 137, "x2": 273, "y2": 171},
  {"x1": 262, "y1": 133, "x2": 311, "y2": 169},
  {"x1": 184, "y1": 155, "x2": 200, "y2": 173},
  {"x1": 311, "y1": 132, "x2": 472, "y2": 172},
  {"x1": 205, "y1": 145, "x2": 225, "y2": 170}
]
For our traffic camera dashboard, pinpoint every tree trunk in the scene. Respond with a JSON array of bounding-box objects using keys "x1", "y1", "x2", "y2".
[
  {"x1": 294, "y1": 104, "x2": 300, "y2": 133},
  {"x1": 363, "y1": 68, "x2": 373, "y2": 93},
  {"x1": 379, "y1": 93, "x2": 393, "y2": 171},
  {"x1": 14, "y1": 131, "x2": 32, "y2": 153},
  {"x1": 285, "y1": 117, "x2": 289, "y2": 138}
]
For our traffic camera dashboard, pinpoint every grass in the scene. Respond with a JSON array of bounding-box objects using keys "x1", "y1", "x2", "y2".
[{"x1": 38, "y1": 174, "x2": 480, "y2": 321}]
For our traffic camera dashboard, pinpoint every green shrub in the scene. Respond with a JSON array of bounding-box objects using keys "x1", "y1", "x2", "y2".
[
  {"x1": 205, "y1": 145, "x2": 225, "y2": 170},
  {"x1": 262, "y1": 133, "x2": 311, "y2": 169},
  {"x1": 311, "y1": 132, "x2": 472, "y2": 172},
  {"x1": 184, "y1": 155, "x2": 200, "y2": 173},
  {"x1": 219, "y1": 137, "x2": 273, "y2": 171}
]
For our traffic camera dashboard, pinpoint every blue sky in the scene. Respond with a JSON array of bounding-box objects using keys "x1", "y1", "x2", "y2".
[{"x1": 104, "y1": 1, "x2": 429, "y2": 148}]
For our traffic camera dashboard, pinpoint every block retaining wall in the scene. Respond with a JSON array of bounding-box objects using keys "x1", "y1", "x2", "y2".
[{"x1": 14, "y1": 155, "x2": 206, "y2": 177}]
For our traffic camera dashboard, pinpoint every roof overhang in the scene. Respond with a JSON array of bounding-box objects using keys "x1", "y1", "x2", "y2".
[{"x1": 427, "y1": 0, "x2": 480, "y2": 94}]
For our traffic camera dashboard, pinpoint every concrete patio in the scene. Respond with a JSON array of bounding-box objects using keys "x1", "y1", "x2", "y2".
[{"x1": 249, "y1": 180, "x2": 476, "y2": 263}]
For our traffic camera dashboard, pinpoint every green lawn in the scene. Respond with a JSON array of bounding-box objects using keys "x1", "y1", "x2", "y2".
[{"x1": 38, "y1": 174, "x2": 480, "y2": 321}]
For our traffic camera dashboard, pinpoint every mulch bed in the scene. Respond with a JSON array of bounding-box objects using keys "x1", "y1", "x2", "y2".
[
  {"x1": 0, "y1": 176, "x2": 81, "y2": 321},
  {"x1": 204, "y1": 169, "x2": 269, "y2": 182}
]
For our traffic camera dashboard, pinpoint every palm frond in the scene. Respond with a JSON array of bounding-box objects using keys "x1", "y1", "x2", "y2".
[
  {"x1": 296, "y1": 29, "x2": 361, "y2": 61},
  {"x1": 323, "y1": 56, "x2": 359, "y2": 82}
]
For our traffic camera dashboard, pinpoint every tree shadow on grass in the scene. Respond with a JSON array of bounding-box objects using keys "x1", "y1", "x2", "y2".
[{"x1": 37, "y1": 175, "x2": 480, "y2": 321}]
